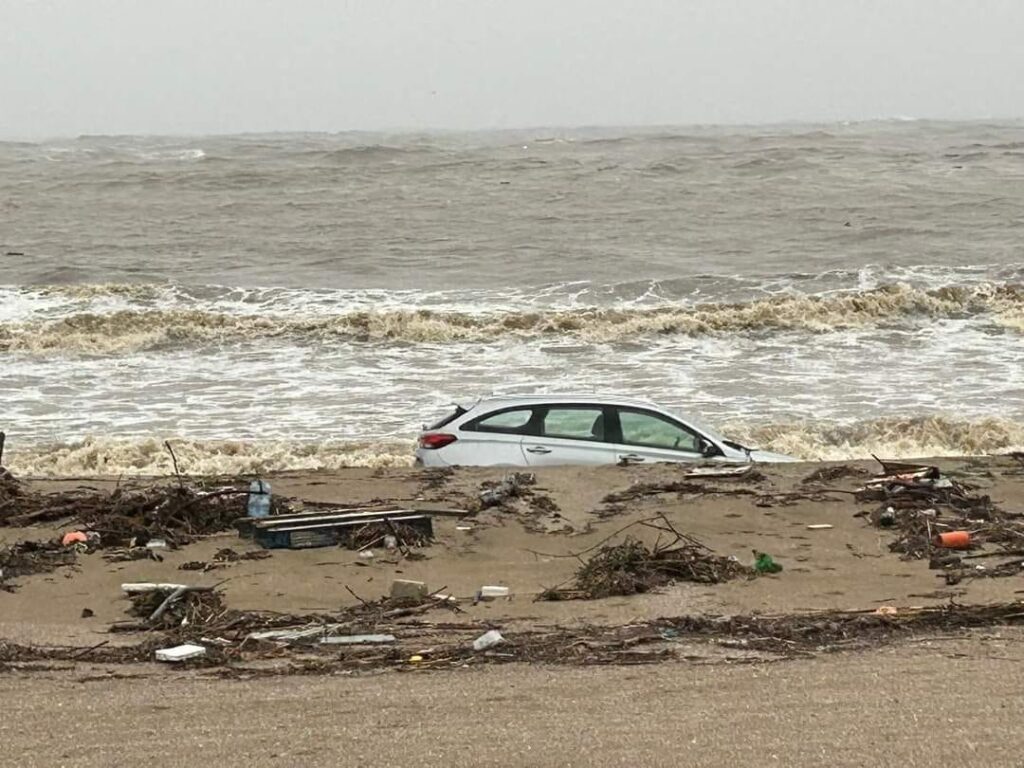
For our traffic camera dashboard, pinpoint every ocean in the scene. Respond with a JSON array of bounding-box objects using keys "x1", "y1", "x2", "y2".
[{"x1": 1, "y1": 120, "x2": 1023, "y2": 475}]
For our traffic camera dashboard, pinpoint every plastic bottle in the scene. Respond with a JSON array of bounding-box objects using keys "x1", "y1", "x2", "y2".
[{"x1": 247, "y1": 479, "x2": 271, "y2": 518}]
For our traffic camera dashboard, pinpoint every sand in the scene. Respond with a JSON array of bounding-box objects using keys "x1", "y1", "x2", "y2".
[
  {"x1": 6, "y1": 635, "x2": 1024, "y2": 767},
  {"x1": 3, "y1": 455, "x2": 1024, "y2": 765}
]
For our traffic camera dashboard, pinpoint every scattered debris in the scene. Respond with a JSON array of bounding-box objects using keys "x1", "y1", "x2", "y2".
[
  {"x1": 104, "y1": 546, "x2": 162, "y2": 564},
  {"x1": 858, "y1": 458, "x2": 1022, "y2": 580},
  {"x1": 801, "y1": 465, "x2": 868, "y2": 485},
  {"x1": 602, "y1": 480, "x2": 707, "y2": 505},
  {"x1": 349, "y1": 521, "x2": 431, "y2": 551},
  {"x1": 601, "y1": 469, "x2": 832, "y2": 510},
  {"x1": 177, "y1": 548, "x2": 270, "y2": 572},
  {"x1": 478, "y1": 473, "x2": 535, "y2": 509},
  {"x1": 178, "y1": 560, "x2": 221, "y2": 572},
  {"x1": 7, "y1": 600, "x2": 1024, "y2": 673},
  {"x1": 471, "y1": 473, "x2": 566, "y2": 532},
  {"x1": 420, "y1": 467, "x2": 454, "y2": 492},
  {"x1": 0, "y1": 539, "x2": 78, "y2": 580},
  {"x1": 683, "y1": 465, "x2": 760, "y2": 479}
]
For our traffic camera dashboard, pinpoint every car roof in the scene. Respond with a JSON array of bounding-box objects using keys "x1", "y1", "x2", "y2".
[
  {"x1": 445, "y1": 394, "x2": 729, "y2": 444},
  {"x1": 465, "y1": 394, "x2": 667, "y2": 411}
]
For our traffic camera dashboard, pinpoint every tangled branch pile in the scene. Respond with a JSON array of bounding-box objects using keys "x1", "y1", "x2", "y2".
[
  {"x1": 0, "y1": 539, "x2": 77, "y2": 583},
  {"x1": 348, "y1": 521, "x2": 432, "y2": 550},
  {"x1": 127, "y1": 589, "x2": 229, "y2": 629},
  {"x1": 542, "y1": 517, "x2": 754, "y2": 600},
  {"x1": 0, "y1": 471, "x2": 249, "y2": 548}
]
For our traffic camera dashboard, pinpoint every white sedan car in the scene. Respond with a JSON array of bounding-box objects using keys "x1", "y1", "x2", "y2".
[{"x1": 415, "y1": 395, "x2": 795, "y2": 467}]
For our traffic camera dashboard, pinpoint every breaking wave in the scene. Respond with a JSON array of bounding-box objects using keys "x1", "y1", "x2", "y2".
[
  {"x1": 2, "y1": 283, "x2": 1022, "y2": 354},
  {"x1": 32, "y1": 283, "x2": 168, "y2": 301},
  {"x1": 727, "y1": 415, "x2": 1024, "y2": 462},
  {"x1": 6, "y1": 437, "x2": 416, "y2": 477},
  {"x1": 7, "y1": 416, "x2": 1024, "y2": 476}
]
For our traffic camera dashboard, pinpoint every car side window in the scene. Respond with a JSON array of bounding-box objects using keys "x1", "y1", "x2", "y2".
[
  {"x1": 542, "y1": 407, "x2": 605, "y2": 442},
  {"x1": 618, "y1": 409, "x2": 700, "y2": 452},
  {"x1": 469, "y1": 408, "x2": 533, "y2": 433}
]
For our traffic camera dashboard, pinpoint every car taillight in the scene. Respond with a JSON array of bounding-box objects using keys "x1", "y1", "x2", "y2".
[{"x1": 419, "y1": 433, "x2": 457, "y2": 450}]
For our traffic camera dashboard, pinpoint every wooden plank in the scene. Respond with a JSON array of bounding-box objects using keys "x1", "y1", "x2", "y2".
[
  {"x1": 269, "y1": 514, "x2": 433, "y2": 534},
  {"x1": 252, "y1": 509, "x2": 427, "y2": 530},
  {"x1": 248, "y1": 506, "x2": 403, "y2": 525}
]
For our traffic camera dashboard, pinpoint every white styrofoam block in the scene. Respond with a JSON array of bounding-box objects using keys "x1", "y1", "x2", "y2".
[
  {"x1": 479, "y1": 585, "x2": 510, "y2": 599},
  {"x1": 155, "y1": 644, "x2": 206, "y2": 662}
]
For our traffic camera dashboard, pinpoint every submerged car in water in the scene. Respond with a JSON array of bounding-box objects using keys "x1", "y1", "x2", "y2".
[{"x1": 415, "y1": 395, "x2": 796, "y2": 467}]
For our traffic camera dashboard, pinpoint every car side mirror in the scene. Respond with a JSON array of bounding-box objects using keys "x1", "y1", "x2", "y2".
[{"x1": 699, "y1": 438, "x2": 717, "y2": 457}]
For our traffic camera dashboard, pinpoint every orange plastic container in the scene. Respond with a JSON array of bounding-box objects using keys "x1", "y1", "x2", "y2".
[
  {"x1": 934, "y1": 530, "x2": 971, "y2": 549},
  {"x1": 61, "y1": 531, "x2": 88, "y2": 547}
]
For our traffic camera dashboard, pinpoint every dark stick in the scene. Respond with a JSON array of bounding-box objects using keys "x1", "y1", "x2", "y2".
[
  {"x1": 71, "y1": 640, "x2": 110, "y2": 660},
  {"x1": 524, "y1": 515, "x2": 663, "y2": 560},
  {"x1": 345, "y1": 584, "x2": 373, "y2": 609},
  {"x1": 384, "y1": 518, "x2": 412, "y2": 557},
  {"x1": 164, "y1": 440, "x2": 184, "y2": 489},
  {"x1": 149, "y1": 585, "x2": 189, "y2": 622},
  {"x1": 0, "y1": 431, "x2": 6, "y2": 467}
]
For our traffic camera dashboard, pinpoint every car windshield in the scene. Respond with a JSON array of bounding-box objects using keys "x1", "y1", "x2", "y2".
[{"x1": 663, "y1": 407, "x2": 738, "y2": 448}]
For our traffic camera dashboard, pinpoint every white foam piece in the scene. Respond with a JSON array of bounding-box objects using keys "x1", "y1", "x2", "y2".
[
  {"x1": 479, "y1": 586, "x2": 510, "y2": 599},
  {"x1": 122, "y1": 583, "x2": 188, "y2": 593},
  {"x1": 319, "y1": 634, "x2": 396, "y2": 645},
  {"x1": 155, "y1": 644, "x2": 206, "y2": 662}
]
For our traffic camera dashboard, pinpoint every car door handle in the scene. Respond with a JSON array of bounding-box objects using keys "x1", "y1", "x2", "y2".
[
  {"x1": 526, "y1": 446, "x2": 552, "y2": 454},
  {"x1": 620, "y1": 454, "x2": 645, "y2": 464}
]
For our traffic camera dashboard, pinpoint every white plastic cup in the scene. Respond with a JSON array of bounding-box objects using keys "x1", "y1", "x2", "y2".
[{"x1": 472, "y1": 630, "x2": 504, "y2": 651}]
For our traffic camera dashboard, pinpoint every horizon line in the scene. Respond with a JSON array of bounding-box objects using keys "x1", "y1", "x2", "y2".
[{"x1": 3, "y1": 115, "x2": 1023, "y2": 143}]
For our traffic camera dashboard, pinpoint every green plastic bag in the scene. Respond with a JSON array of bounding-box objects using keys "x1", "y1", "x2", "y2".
[{"x1": 754, "y1": 551, "x2": 783, "y2": 574}]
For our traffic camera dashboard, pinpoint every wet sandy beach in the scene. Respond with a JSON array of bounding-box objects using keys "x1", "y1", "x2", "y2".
[{"x1": 3, "y1": 456, "x2": 1024, "y2": 765}]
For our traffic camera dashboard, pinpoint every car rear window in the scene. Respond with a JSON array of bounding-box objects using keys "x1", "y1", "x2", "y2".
[{"x1": 426, "y1": 405, "x2": 467, "y2": 431}]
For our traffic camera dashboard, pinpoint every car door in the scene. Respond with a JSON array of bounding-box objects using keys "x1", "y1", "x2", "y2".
[
  {"x1": 521, "y1": 405, "x2": 618, "y2": 466},
  {"x1": 611, "y1": 407, "x2": 708, "y2": 465},
  {"x1": 450, "y1": 407, "x2": 534, "y2": 466}
]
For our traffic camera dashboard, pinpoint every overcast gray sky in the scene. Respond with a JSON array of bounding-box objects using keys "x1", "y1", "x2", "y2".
[{"x1": 2, "y1": 0, "x2": 1023, "y2": 137}]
